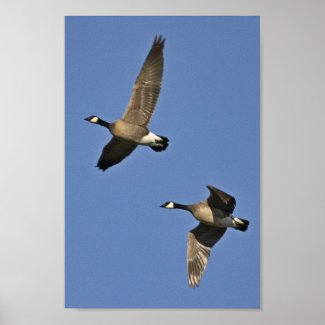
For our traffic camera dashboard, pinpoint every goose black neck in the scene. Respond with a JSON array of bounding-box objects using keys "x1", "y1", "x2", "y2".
[
  {"x1": 174, "y1": 203, "x2": 192, "y2": 212},
  {"x1": 97, "y1": 118, "x2": 111, "y2": 129}
]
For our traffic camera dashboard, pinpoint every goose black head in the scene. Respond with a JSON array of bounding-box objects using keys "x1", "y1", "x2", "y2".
[{"x1": 84, "y1": 116, "x2": 111, "y2": 129}]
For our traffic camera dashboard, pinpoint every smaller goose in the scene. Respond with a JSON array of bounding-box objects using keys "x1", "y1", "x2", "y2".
[
  {"x1": 160, "y1": 185, "x2": 250, "y2": 288},
  {"x1": 85, "y1": 35, "x2": 169, "y2": 171}
]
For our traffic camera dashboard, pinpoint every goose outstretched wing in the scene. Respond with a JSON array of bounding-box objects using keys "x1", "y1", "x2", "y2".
[
  {"x1": 122, "y1": 35, "x2": 165, "y2": 127},
  {"x1": 187, "y1": 223, "x2": 227, "y2": 288},
  {"x1": 207, "y1": 185, "x2": 236, "y2": 213},
  {"x1": 97, "y1": 137, "x2": 137, "y2": 171}
]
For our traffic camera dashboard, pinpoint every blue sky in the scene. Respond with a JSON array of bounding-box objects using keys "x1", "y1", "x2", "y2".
[{"x1": 65, "y1": 16, "x2": 260, "y2": 308}]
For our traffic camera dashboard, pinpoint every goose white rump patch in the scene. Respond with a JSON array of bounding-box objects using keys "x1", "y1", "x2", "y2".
[
  {"x1": 139, "y1": 132, "x2": 161, "y2": 145},
  {"x1": 234, "y1": 217, "x2": 244, "y2": 225}
]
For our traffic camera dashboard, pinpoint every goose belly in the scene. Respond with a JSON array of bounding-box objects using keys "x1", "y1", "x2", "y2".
[
  {"x1": 194, "y1": 206, "x2": 215, "y2": 225},
  {"x1": 212, "y1": 208, "x2": 233, "y2": 227},
  {"x1": 110, "y1": 120, "x2": 147, "y2": 142},
  {"x1": 195, "y1": 206, "x2": 233, "y2": 228},
  {"x1": 212, "y1": 216, "x2": 234, "y2": 228}
]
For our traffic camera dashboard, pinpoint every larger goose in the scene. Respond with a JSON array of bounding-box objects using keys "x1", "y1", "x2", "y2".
[
  {"x1": 85, "y1": 36, "x2": 168, "y2": 171},
  {"x1": 160, "y1": 185, "x2": 250, "y2": 288}
]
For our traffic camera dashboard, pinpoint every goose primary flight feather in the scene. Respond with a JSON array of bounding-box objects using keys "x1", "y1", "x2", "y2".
[{"x1": 85, "y1": 35, "x2": 169, "y2": 171}]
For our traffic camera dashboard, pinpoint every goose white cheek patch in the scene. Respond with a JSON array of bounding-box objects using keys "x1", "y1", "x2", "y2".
[
  {"x1": 165, "y1": 202, "x2": 175, "y2": 208},
  {"x1": 90, "y1": 116, "x2": 99, "y2": 123}
]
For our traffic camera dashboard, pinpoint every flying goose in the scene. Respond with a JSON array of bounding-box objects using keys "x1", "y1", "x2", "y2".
[
  {"x1": 160, "y1": 185, "x2": 250, "y2": 288},
  {"x1": 85, "y1": 35, "x2": 169, "y2": 171}
]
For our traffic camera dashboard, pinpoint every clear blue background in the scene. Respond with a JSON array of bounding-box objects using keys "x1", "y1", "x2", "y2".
[{"x1": 65, "y1": 16, "x2": 260, "y2": 308}]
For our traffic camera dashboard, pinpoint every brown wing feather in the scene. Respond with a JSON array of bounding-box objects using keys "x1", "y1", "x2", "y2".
[
  {"x1": 122, "y1": 35, "x2": 165, "y2": 127},
  {"x1": 187, "y1": 223, "x2": 227, "y2": 288},
  {"x1": 207, "y1": 185, "x2": 236, "y2": 213},
  {"x1": 97, "y1": 137, "x2": 137, "y2": 171}
]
